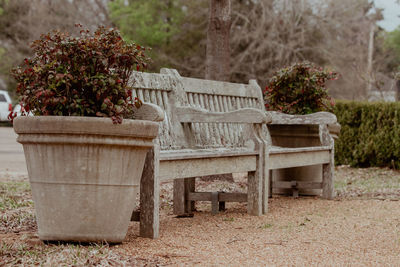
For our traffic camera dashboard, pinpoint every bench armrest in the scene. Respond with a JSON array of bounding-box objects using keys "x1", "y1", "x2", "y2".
[
  {"x1": 132, "y1": 102, "x2": 165, "y2": 122},
  {"x1": 328, "y1": 122, "x2": 341, "y2": 139},
  {"x1": 268, "y1": 111, "x2": 337, "y2": 125},
  {"x1": 176, "y1": 106, "x2": 272, "y2": 124}
]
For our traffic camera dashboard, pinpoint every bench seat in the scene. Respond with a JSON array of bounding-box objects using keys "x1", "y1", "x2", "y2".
[
  {"x1": 159, "y1": 149, "x2": 259, "y2": 181},
  {"x1": 269, "y1": 145, "x2": 331, "y2": 169},
  {"x1": 160, "y1": 148, "x2": 259, "y2": 161}
]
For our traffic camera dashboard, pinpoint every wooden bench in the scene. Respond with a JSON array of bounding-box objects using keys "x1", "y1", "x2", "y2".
[
  {"x1": 130, "y1": 68, "x2": 270, "y2": 239},
  {"x1": 129, "y1": 68, "x2": 339, "y2": 239}
]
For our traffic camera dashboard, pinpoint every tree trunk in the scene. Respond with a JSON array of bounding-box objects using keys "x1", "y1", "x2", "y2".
[
  {"x1": 205, "y1": 0, "x2": 231, "y2": 81},
  {"x1": 203, "y1": 0, "x2": 234, "y2": 182}
]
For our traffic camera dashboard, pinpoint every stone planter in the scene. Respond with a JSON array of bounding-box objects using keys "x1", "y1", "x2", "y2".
[{"x1": 13, "y1": 116, "x2": 159, "y2": 243}]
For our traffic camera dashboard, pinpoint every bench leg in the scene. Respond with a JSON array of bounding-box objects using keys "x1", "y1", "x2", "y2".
[
  {"x1": 211, "y1": 192, "x2": 219, "y2": 215},
  {"x1": 173, "y1": 180, "x2": 185, "y2": 215},
  {"x1": 262, "y1": 162, "x2": 270, "y2": 214},
  {"x1": 268, "y1": 170, "x2": 273, "y2": 198},
  {"x1": 139, "y1": 145, "x2": 160, "y2": 239},
  {"x1": 219, "y1": 199, "x2": 226, "y2": 212},
  {"x1": 248, "y1": 128, "x2": 268, "y2": 216},
  {"x1": 320, "y1": 125, "x2": 335, "y2": 200},
  {"x1": 186, "y1": 178, "x2": 196, "y2": 212},
  {"x1": 173, "y1": 178, "x2": 195, "y2": 215},
  {"x1": 291, "y1": 181, "x2": 299, "y2": 198},
  {"x1": 322, "y1": 162, "x2": 334, "y2": 199},
  {"x1": 248, "y1": 170, "x2": 262, "y2": 216}
]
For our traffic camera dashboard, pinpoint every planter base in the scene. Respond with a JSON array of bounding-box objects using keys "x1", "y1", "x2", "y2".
[
  {"x1": 272, "y1": 166, "x2": 322, "y2": 196},
  {"x1": 270, "y1": 124, "x2": 323, "y2": 196},
  {"x1": 32, "y1": 183, "x2": 139, "y2": 243}
]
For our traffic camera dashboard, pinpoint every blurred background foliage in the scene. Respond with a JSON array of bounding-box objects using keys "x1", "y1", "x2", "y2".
[
  {"x1": 334, "y1": 101, "x2": 400, "y2": 169},
  {"x1": 0, "y1": 0, "x2": 400, "y2": 101}
]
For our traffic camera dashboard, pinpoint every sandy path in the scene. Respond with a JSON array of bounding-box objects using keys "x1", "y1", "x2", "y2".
[
  {"x1": 2, "y1": 167, "x2": 400, "y2": 266},
  {"x1": 117, "y1": 197, "x2": 400, "y2": 266}
]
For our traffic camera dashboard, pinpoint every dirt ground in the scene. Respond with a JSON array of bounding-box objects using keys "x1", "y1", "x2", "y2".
[{"x1": 1, "y1": 166, "x2": 400, "y2": 266}]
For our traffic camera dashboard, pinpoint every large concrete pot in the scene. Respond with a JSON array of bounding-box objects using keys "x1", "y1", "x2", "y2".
[{"x1": 13, "y1": 116, "x2": 159, "y2": 243}]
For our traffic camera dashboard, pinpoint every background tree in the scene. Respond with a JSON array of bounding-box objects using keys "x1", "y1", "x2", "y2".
[
  {"x1": 382, "y1": 27, "x2": 400, "y2": 72},
  {"x1": 0, "y1": 0, "x2": 397, "y2": 102},
  {"x1": 110, "y1": 0, "x2": 383, "y2": 100},
  {"x1": 226, "y1": 0, "x2": 384, "y2": 99},
  {"x1": 205, "y1": 0, "x2": 231, "y2": 81},
  {"x1": 109, "y1": 0, "x2": 207, "y2": 76}
]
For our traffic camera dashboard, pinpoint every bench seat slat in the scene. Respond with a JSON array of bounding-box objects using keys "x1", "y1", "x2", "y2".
[
  {"x1": 160, "y1": 148, "x2": 258, "y2": 161},
  {"x1": 269, "y1": 148, "x2": 331, "y2": 169},
  {"x1": 159, "y1": 154, "x2": 257, "y2": 181},
  {"x1": 270, "y1": 145, "x2": 331, "y2": 154}
]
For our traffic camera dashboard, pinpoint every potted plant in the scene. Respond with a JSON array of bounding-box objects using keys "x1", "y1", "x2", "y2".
[
  {"x1": 264, "y1": 62, "x2": 339, "y2": 196},
  {"x1": 10, "y1": 25, "x2": 161, "y2": 243}
]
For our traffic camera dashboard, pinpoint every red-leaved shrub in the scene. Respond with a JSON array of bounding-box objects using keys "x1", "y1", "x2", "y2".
[
  {"x1": 264, "y1": 62, "x2": 337, "y2": 115},
  {"x1": 11, "y1": 25, "x2": 149, "y2": 123}
]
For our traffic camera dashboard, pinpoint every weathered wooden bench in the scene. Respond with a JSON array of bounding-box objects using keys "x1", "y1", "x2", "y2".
[
  {"x1": 129, "y1": 68, "x2": 339, "y2": 239},
  {"x1": 130, "y1": 68, "x2": 270, "y2": 239}
]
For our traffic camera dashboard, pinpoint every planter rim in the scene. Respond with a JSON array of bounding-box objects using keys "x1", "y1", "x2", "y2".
[{"x1": 13, "y1": 116, "x2": 159, "y2": 138}]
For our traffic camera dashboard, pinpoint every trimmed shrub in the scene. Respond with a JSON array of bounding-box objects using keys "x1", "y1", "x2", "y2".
[
  {"x1": 11, "y1": 25, "x2": 149, "y2": 124},
  {"x1": 334, "y1": 101, "x2": 400, "y2": 169},
  {"x1": 264, "y1": 62, "x2": 337, "y2": 115}
]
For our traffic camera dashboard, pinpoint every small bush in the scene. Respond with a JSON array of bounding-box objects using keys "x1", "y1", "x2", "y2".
[
  {"x1": 334, "y1": 101, "x2": 400, "y2": 169},
  {"x1": 11, "y1": 25, "x2": 149, "y2": 124},
  {"x1": 264, "y1": 62, "x2": 337, "y2": 115}
]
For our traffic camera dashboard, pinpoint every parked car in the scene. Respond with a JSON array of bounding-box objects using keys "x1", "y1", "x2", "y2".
[{"x1": 0, "y1": 90, "x2": 12, "y2": 121}]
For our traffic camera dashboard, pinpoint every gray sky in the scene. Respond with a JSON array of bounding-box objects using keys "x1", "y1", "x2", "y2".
[{"x1": 374, "y1": 0, "x2": 400, "y2": 31}]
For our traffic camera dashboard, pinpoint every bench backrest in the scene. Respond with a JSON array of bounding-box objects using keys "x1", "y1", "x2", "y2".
[{"x1": 129, "y1": 68, "x2": 266, "y2": 150}]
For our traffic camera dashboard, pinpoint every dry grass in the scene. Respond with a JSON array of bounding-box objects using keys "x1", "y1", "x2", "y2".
[
  {"x1": 0, "y1": 166, "x2": 400, "y2": 266},
  {"x1": 335, "y1": 166, "x2": 400, "y2": 200},
  {"x1": 0, "y1": 240, "x2": 132, "y2": 266},
  {"x1": 0, "y1": 181, "x2": 35, "y2": 234}
]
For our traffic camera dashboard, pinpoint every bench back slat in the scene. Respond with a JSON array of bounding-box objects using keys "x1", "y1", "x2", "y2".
[
  {"x1": 180, "y1": 75, "x2": 265, "y2": 148},
  {"x1": 181, "y1": 77, "x2": 261, "y2": 98},
  {"x1": 129, "y1": 69, "x2": 267, "y2": 150}
]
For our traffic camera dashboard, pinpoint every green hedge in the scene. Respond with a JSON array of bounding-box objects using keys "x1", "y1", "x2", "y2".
[{"x1": 334, "y1": 101, "x2": 400, "y2": 168}]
